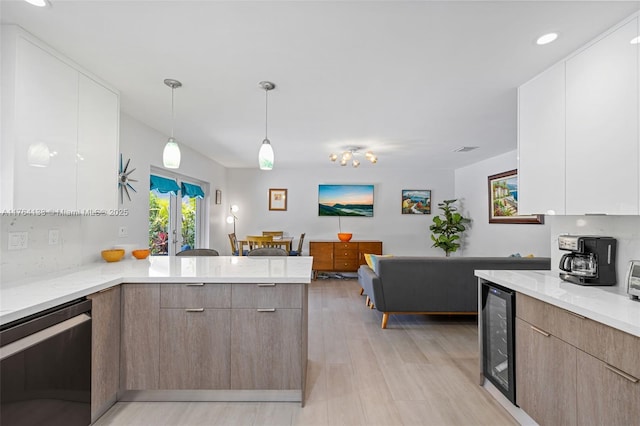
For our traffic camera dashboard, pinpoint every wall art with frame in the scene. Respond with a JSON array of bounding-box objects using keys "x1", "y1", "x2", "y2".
[
  {"x1": 402, "y1": 190, "x2": 431, "y2": 214},
  {"x1": 488, "y1": 169, "x2": 543, "y2": 224},
  {"x1": 318, "y1": 184, "x2": 374, "y2": 216},
  {"x1": 269, "y1": 188, "x2": 287, "y2": 211}
]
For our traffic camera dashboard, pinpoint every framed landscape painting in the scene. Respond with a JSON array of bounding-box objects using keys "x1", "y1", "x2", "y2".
[
  {"x1": 402, "y1": 190, "x2": 431, "y2": 214},
  {"x1": 488, "y1": 170, "x2": 543, "y2": 224},
  {"x1": 318, "y1": 184, "x2": 374, "y2": 216}
]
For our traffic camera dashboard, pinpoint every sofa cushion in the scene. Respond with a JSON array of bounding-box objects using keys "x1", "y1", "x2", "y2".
[{"x1": 368, "y1": 254, "x2": 393, "y2": 274}]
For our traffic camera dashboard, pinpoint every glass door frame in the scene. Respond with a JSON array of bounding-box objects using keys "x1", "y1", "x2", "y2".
[{"x1": 150, "y1": 167, "x2": 209, "y2": 256}]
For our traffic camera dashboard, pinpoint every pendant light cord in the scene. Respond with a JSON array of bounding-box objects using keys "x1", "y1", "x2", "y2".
[
  {"x1": 264, "y1": 88, "x2": 269, "y2": 140},
  {"x1": 171, "y1": 87, "x2": 175, "y2": 138}
]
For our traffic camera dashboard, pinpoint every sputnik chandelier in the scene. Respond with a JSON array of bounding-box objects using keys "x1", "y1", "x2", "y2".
[{"x1": 329, "y1": 146, "x2": 377, "y2": 168}]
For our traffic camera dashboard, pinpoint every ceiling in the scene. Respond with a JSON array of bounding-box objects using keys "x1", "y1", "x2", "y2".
[{"x1": 2, "y1": 1, "x2": 639, "y2": 170}]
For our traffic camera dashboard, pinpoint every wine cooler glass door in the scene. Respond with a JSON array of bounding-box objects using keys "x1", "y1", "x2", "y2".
[{"x1": 481, "y1": 281, "x2": 515, "y2": 403}]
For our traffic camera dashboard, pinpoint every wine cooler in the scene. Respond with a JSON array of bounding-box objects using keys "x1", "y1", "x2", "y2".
[{"x1": 481, "y1": 280, "x2": 515, "y2": 403}]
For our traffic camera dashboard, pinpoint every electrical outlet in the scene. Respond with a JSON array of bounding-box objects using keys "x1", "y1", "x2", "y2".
[
  {"x1": 118, "y1": 226, "x2": 128, "y2": 238},
  {"x1": 48, "y1": 229, "x2": 60, "y2": 245},
  {"x1": 8, "y1": 231, "x2": 28, "y2": 250}
]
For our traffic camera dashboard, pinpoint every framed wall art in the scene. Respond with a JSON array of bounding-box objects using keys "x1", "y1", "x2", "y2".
[
  {"x1": 402, "y1": 190, "x2": 431, "y2": 214},
  {"x1": 269, "y1": 188, "x2": 287, "y2": 211},
  {"x1": 488, "y1": 170, "x2": 543, "y2": 224},
  {"x1": 318, "y1": 184, "x2": 374, "y2": 216}
]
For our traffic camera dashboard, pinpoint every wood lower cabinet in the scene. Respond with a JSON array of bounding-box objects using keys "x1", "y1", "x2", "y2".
[
  {"x1": 309, "y1": 240, "x2": 382, "y2": 277},
  {"x1": 159, "y1": 308, "x2": 231, "y2": 389},
  {"x1": 120, "y1": 284, "x2": 160, "y2": 390},
  {"x1": 119, "y1": 282, "x2": 308, "y2": 402},
  {"x1": 576, "y1": 350, "x2": 640, "y2": 426},
  {"x1": 88, "y1": 286, "x2": 121, "y2": 423},
  {"x1": 515, "y1": 293, "x2": 640, "y2": 424},
  {"x1": 515, "y1": 318, "x2": 577, "y2": 426},
  {"x1": 231, "y1": 308, "x2": 302, "y2": 389}
]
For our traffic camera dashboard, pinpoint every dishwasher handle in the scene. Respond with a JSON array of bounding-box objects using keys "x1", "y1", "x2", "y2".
[{"x1": 0, "y1": 313, "x2": 91, "y2": 361}]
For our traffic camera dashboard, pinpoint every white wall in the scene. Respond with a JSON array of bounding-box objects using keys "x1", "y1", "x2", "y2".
[
  {"x1": 548, "y1": 215, "x2": 640, "y2": 294},
  {"x1": 0, "y1": 112, "x2": 228, "y2": 282},
  {"x1": 454, "y1": 150, "x2": 551, "y2": 257},
  {"x1": 225, "y1": 166, "x2": 455, "y2": 256}
]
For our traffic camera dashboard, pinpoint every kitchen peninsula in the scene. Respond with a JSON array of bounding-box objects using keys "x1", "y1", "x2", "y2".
[{"x1": 1, "y1": 256, "x2": 313, "y2": 421}]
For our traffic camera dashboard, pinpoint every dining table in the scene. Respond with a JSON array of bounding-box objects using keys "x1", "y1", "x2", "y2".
[{"x1": 238, "y1": 236, "x2": 293, "y2": 255}]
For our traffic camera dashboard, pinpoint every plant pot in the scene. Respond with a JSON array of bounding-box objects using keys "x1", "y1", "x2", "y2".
[{"x1": 337, "y1": 233, "x2": 353, "y2": 242}]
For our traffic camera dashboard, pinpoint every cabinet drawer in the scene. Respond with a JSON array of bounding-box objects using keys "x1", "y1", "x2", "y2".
[
  {"x1": 232, "y1": 284, "x2": 302, "y2": 308},
  {"x1": 334, "y1": 242, "x2": 357, "y2": 251},
  {"x1": 516, "y1": 293, "x2": 584, "y2": 348},
  {"x1": 334, "y1": 249, "x2": 357, "y2": 260},
  {"x1": 160, "y1": 284, "x2": 231, "y2": 308},
  {"x1": 581, "y1": 318, "x2": 640, "y2": 379},
  {"x1": 333, "y1": 259, "x2": 359, "y2": 271},
  {"x1": 309, "y1": 242, "x2": 333, "y2": 256}
]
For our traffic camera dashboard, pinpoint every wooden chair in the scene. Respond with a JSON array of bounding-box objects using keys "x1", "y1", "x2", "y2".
[
  {"x1": 245, "y1": 235, "x2": 273, "y2": 250},
  {"x1": 228, "y1": 233, "x2": 248, "y2": 256},
  {"x1": 289, "y1": 233, "x2": 305, "y2": 256},
  {"x1": 262, "y1": 231, "x2": 284, "y2": 237},
  {"x1": 176, "y1": 248, "x2": 219, "y2": 256},
  {"x1": 247, "y1": 247, "x2": 288, "y2": 256}
]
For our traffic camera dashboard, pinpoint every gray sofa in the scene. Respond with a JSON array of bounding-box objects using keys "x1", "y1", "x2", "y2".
[{"x1": 358, "y1": 256, "x2": 550, "y2": 328}]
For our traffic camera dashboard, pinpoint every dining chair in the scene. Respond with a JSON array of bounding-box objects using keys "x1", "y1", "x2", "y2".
[
  {"x1": 176, "y1": 248, "x2": 219, "y2": 256},
  {"x1": 247, "y1": 247, "x2": 288, "y2": 256},
  {"x1": 289, "y1": 233, "x2": 305, "y2": 256},
  {"x1": 228, "y1": 233, "x2": 248, "y2": 256},
  {"x1": 246, "y1": 235, "x2": 274, "y2": 250},
  {"x1": 262, "y1": 231, "x2": 284, "y2": 237}
]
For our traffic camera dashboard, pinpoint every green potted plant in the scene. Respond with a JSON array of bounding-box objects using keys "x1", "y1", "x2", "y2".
[{"x1": 429, "y1": 199, "x2": 470, "y2": 257}]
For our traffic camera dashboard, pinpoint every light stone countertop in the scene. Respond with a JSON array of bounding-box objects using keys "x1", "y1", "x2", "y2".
[
  {"x1": 475, "y1": 269, "x2": 640, "y2": 338},
  {"x1": 0, "y1": 256, "x2": 313, "y2": 325}
]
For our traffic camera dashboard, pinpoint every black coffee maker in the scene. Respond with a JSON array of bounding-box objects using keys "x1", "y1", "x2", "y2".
[{"x1": 558, "y1": 235, "x2": 617, "y2": 286}]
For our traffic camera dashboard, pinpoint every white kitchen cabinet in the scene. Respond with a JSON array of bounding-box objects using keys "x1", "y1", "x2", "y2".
[
  {"x1": 565, "y1": 18, "x2": 639, "y2": 215},
  {"x1": 77, "y1": 75, "x2": 119, "y2": 210},
  {"x1": 0, "y1": 26, "x2": 119, "y2": 211},
  {"x1": 518, "y1": 62, "x2": 566, "y2": 215}
]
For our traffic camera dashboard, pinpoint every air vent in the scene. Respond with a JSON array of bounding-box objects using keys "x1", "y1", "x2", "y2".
[{"x1": 453, "y1": 146, "x2": 478, "y2": 153}]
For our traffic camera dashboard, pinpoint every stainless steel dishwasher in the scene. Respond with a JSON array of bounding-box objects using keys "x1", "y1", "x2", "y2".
[{"x1": 1, "y1": 298, "x2": 92, "y2": 426}]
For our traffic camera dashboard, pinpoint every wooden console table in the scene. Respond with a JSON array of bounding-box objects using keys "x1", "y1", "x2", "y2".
[{"x1": 309, "y1": 240, "x2": 382, "y2": 279}]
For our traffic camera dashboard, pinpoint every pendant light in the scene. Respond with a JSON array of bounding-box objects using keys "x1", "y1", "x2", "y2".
[
  {"x1": 258, "y1": 81, "x2": 275, "y2": 170},
  {"x1": 163, "y1": 79, "x2": 182, "y2": 169}
]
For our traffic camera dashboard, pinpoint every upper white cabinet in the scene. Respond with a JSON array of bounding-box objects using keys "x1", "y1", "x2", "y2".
[
  {"x1": 518, "y1": 15, "x2": 639, "y2": 216},
  {"x1": 565, "y1": 18, "x2": 639, "y2": 215},
  {"x1": 518, "y1": 62, "x2": 566, "y2": 215},
  {"x1": 1, "y1": 26, "x2": 119, "y2": 211}
]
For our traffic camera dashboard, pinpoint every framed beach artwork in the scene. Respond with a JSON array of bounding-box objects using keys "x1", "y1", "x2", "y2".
[
  {"x1": 269, "y1": 188, "x2": 287, "y2": 211},
  {"x1": 318, "y1": 184, "x2": 374, "y2": 216},
  {"x1": 488, "y1": 170, "x2": 543, "y2": 224},
  {"x1": 402, "y1": 190, "x2": 431, "y2": 214}
]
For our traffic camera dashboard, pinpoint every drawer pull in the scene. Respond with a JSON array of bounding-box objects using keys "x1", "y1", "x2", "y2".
[
  {"x1": 185, "y1": 308, "x2": 204, "y2": 312},
  {"x1": 257, "y1": 308, "x2": 276, "y2": 312},
  {"x1": 565, "y1": 310, "x2": 585, "y2": 320},
  {"x1": 530, "y1": 325, "x2": 550, "y2": 337},
  {"x1": 257, "y1": 283, "x2": 276, "y2": 287},
  {"x1": 185, "y1": 283, "x2": 205, "y2": 287},
  {"x1": 605, "y1": 364, "x2": 639, "y2": 383}
]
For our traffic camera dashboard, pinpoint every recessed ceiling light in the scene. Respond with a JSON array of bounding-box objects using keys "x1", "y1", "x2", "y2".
[
  {"x1": 536, "y1": 33, "x2": 558, "y2": 45},
  {"x1": 23, "y1": 0, "x2": 49, "y2": 7},
  {"x1": 631, "y1": 36, "x2": 640, "y2": 45}
]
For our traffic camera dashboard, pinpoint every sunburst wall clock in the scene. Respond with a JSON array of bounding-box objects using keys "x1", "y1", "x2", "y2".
[{"x1": 118, "y1": 153, "x2": 137, "y2": 203}]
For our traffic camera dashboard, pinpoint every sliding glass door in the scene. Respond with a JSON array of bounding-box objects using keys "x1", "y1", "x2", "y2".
[{"x1": 149, "y1": 171, "x2": 207, "y2": 256}]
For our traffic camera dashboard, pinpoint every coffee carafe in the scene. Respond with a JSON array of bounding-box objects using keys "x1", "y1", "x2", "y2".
[{"x1": 558, "y1": 235, "x2": 617, "y2": 286}]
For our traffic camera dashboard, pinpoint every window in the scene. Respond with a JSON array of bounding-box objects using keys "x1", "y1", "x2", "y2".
[{"x1": 149, "y1": 169, "x2": 208, "y2": 256}]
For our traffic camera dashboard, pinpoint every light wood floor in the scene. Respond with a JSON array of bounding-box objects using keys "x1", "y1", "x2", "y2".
[{"x1": 94, "y1": 278, "x2": 517, "y2": 426}]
